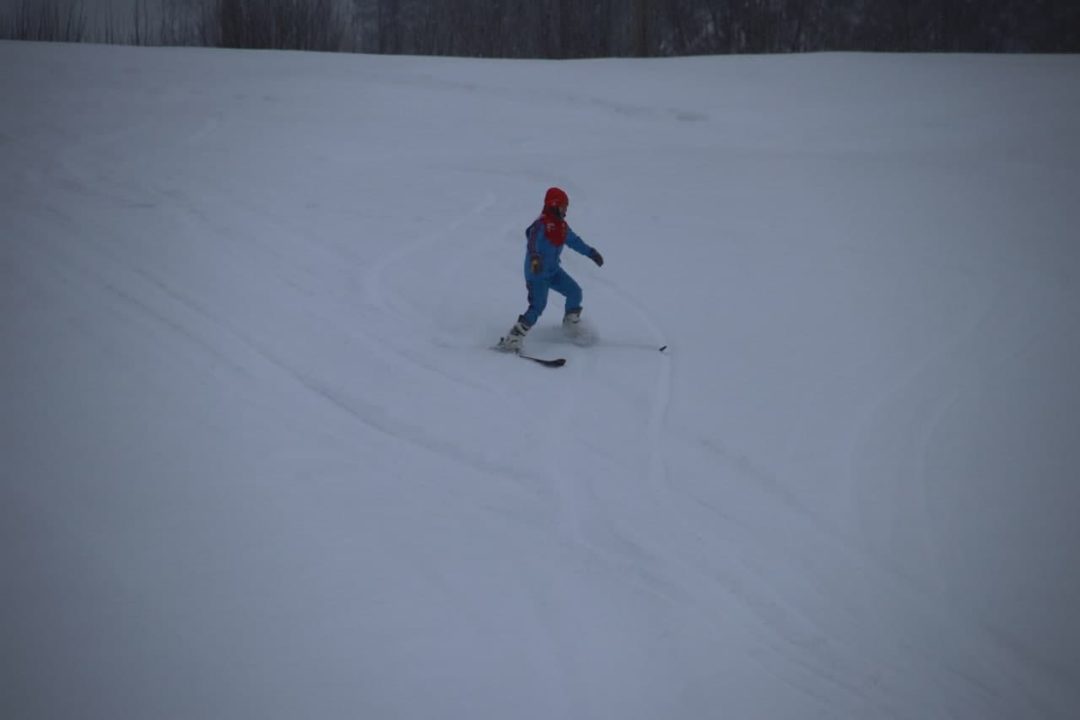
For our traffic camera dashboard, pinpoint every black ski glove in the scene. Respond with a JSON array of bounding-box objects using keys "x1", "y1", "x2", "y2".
[{"x1": 590, "y1": 249, "x2": 604, "y2": 267}]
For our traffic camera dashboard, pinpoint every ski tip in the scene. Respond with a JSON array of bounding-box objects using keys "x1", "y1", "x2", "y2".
[
  {"x1": 518, "y1": 352, "x2": 566, "y2": 367},
  {"x1": 531, "y1": 355, "x2": 566, "y2": 367}
]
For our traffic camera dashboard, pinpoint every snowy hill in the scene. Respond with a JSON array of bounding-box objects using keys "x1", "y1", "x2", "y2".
[{"x1": 3, "y1": 40, "x2": 1079, "y2": 719}]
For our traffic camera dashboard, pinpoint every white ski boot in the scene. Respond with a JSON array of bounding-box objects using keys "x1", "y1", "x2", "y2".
[
  {"x1": 562, "y1": 309, "x2": 584, "y2": 339},
  {"x1": 562, "y1": 309, "x2": 596, "y2": 346},
  {"x1": 496, "y1": 319, "x2": 529, "y2": 352}
]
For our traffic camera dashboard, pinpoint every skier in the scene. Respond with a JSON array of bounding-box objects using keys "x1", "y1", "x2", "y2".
[{"x1": 496, "y1": 186, "x2": 604, "y2": 352}]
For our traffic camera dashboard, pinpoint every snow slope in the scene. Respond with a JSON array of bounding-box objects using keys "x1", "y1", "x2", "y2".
[{"x1": 3, "y1": 41, "x2": 1079, "y2": 719}]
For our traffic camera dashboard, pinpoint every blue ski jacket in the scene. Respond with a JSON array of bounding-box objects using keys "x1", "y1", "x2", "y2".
[{"x1": 523, "y1": 211, "x2": 596, "y2": 280}]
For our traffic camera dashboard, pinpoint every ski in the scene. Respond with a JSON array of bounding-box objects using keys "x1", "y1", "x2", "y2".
[
  {"x1": 518, "y1": 352, "x2": 566, "y2": 367},
  {"x1": 491, "y1": 344, "x2": 566, "y2": 366}
]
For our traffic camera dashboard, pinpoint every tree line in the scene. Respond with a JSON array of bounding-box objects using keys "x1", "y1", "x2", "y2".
[
  {"x1": 364, "y1": 0, "x2": 1078, "y2": 56},
  {"x1": 3, "y1": 0, "x2": 1077, "y2": 54}
]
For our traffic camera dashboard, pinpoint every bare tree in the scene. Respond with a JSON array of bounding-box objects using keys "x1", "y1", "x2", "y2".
[{"x1": 3, "y1": 0, "x2": 1077, "y2": 55}]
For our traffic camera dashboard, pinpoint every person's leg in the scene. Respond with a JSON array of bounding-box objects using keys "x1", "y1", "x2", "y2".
[
  {"x1": 498, "y1": 277, "x2": 552, "y2": 352},
  {"x1": 550, "y1": 269, "x2": 593, "y2": 342},
  {"x1": 548, "y1": 269, "x2": 582, "y2": 315},
  {"x1": 521, "y1": 276, "x2": 552, "y2": 327}
]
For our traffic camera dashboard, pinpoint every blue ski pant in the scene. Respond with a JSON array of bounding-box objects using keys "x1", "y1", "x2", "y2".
[{"x1": 521, "y1": 268, "x2": 582, "y2": 327}]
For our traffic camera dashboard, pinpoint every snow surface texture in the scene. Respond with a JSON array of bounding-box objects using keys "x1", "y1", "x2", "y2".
[{"x1": 3, "y1": 41, "x2": 1080, "y2": 719}]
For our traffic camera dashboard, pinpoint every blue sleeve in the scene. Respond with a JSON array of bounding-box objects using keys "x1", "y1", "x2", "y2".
[
  {"x1": 526, "y1": 221, "x2": 540, "y2": 256},
  {"x1": 565, "y1": 226, "x2": 594, "y2": 257}
]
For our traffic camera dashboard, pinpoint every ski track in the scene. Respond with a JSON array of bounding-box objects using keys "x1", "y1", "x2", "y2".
[
  {"x1": 358, "y1": 189, "x2": 689, "y2": 708},
  {"x1": 581, "y1": 269, "x2": 1039, "y2": 719},
  {"x1": 550, "y1": 357, "x2": 586, "y2": 543},
  {"x1": 586, "y1": 273, "x2": 678, "y2": 554},
  {"x1": 591, "y1": 272, "x2": 672, "y2": 488},
  {"x1": 849, "y1": 271, "x2": 1003, "y2": 590},
  {"x1": 29, "y1": 150, "x2": 540, "y2": 494},
  {"x1": 357, "y1": 191, "x2": 508, "y2": 391}
]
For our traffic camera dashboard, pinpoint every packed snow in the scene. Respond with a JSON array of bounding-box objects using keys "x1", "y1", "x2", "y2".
[{"x1": 2, "y1": 40, "x2": 1079, "y2": 719}]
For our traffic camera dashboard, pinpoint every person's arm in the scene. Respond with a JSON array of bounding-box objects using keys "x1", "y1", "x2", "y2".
[
  {"x1": 566, "y1": 227, "x2": 603, "y2": 266},
  {"x1": 526, "y1": 221, "x2": 543, "y2": 275}
]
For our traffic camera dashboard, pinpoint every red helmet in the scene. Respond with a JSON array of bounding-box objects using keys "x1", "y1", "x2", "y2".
[{"x1": 544, "y1": 186, "x2": 569, "y2": 209}]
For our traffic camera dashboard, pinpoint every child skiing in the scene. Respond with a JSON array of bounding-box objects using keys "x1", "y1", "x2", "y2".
[{"x1": 496, "y1": 187, "x2": 604, "y2": 352}]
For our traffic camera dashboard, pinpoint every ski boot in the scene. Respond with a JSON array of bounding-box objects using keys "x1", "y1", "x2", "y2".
[
  {"x1": 496, "y1": 318, "x2": 530, "y2": 352},
  {"x1": 562, "y1": 309, "x2": 583, "y2": 339},
  {"x1": 562, "y1": 308, "x2": 595, "y2": 346}
]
